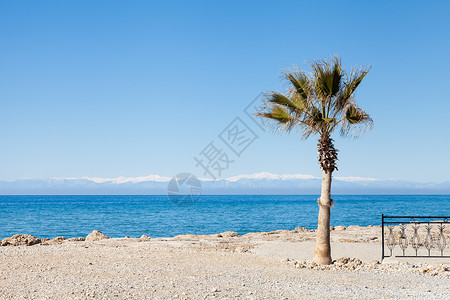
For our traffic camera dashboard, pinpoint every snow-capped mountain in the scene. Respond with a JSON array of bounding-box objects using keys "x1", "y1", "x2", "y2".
[{"x1": 0, "y1": 172, "x2": 449, "y2": 195}]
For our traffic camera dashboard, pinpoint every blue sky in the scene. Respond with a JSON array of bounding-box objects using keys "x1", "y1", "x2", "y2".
[{"x1": 1, "y1": 1, "x2": 450, "y2": 182}]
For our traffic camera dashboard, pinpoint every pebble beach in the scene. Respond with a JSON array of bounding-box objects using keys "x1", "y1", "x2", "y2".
[{"x1": 1, "y1": 225, "x2": 449, "y2": 299}]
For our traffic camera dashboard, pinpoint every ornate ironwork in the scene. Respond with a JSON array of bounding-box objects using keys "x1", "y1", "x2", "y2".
[
  {"x1": 424, "y1": 223, "x2": 433, "y2": 256},
  {"x1": 382, "y1": 215, "x2": 450, "y2": 260},
  {"x1": 436, "y1": 223, "x2": 446, "y2": 256},
  {"x1": 398, "y1": 224, "x2": 408, "y2": 256},
  {"x1": 386, "y1": 224, "x2": 395, "y2": 256},
  {"x1": 410, "y1": 222, "x2": 420, "y2": 256}
]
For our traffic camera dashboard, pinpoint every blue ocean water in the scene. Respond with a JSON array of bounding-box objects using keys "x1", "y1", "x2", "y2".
[{"x1": 0, "y1": 195, "x2": 449, "y2": 239}]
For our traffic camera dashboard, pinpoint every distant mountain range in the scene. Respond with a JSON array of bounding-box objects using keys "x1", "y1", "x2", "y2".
[{"x1": 0, "y1": 172, "x2": 449, "y2": 195}]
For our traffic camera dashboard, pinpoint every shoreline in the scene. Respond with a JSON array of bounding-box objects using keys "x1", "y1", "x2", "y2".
[
  {"x1": 1, "y1": 224, "x2": 381, "y2": 244},
  {"x1": 0, "y1": 224, "x2": 382, "y2": 241}
]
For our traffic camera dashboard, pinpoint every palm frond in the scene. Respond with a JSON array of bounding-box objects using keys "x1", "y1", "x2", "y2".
[
  {"x1": 310, "y1": 56, "x2": 343, "y2": 99},
  {"x1": 340, "y1": 104, "x2": 373, "y2": 137},
  {"x1": 282, "y1": 67, "x2": 311, "y2": 100},
  {"x1": 257, "y1": 104, "x2": 297, "y2": 133},
  {"x1": 266, "y1": 92, "x2": 301, "y2": 112},
  {"x1": 342, "y1": 68, "x2": 370, "y2": 100}
]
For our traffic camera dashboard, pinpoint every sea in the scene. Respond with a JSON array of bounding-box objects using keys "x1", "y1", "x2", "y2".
[{"x1": 0, "y1": 195, "x2": 449, "y2": 239}]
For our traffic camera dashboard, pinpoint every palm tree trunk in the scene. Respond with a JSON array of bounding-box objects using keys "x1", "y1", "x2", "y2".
[{"x1": 313, "y1": 169, "x2": 333, "y2": 265}]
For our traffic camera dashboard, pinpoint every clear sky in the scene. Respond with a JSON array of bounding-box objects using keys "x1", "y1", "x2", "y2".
[{"x1": 1, "y1": 1, "x2": 450, "y2": 182}]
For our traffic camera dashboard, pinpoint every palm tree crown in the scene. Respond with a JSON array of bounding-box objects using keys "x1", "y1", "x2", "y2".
[{"x1": 258, "y1": 56, "x2": 372, "y2": 141}]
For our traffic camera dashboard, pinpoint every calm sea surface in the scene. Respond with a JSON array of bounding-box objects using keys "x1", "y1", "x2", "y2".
[{"x1": 0, "y1": 195, "x2": 449, "y2": 239}]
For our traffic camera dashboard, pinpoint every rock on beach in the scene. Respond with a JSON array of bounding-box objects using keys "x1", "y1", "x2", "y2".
[
  {"x1": 1, "y1": 234, "x2": 41, "y2": 246},
  {"x1": 52, "y1": 236, "x2": 67, "y2": 243},
  {"x1": 218, "y1": 231, "x2": 239, "y2": 238},
  {"x1": 85, "y1": 230, "x2": 110, "y2": 241},
  {"x1": 68, "y1": 237, "x2": 85, "y2": 242}
]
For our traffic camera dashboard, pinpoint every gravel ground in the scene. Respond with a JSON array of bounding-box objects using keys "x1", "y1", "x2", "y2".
[{"x1": 0, "y1": 227, "x2": 449, "y2": 299}]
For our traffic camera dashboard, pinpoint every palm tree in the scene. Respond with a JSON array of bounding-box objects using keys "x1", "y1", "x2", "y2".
[{"x1": 257, "y1": 56, "x2": 373, "y2": 265}]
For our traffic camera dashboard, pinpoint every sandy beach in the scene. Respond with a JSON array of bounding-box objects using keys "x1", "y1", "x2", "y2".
[{"x1": 1, "y1": 226, "x2": 449, "y2": 299}]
